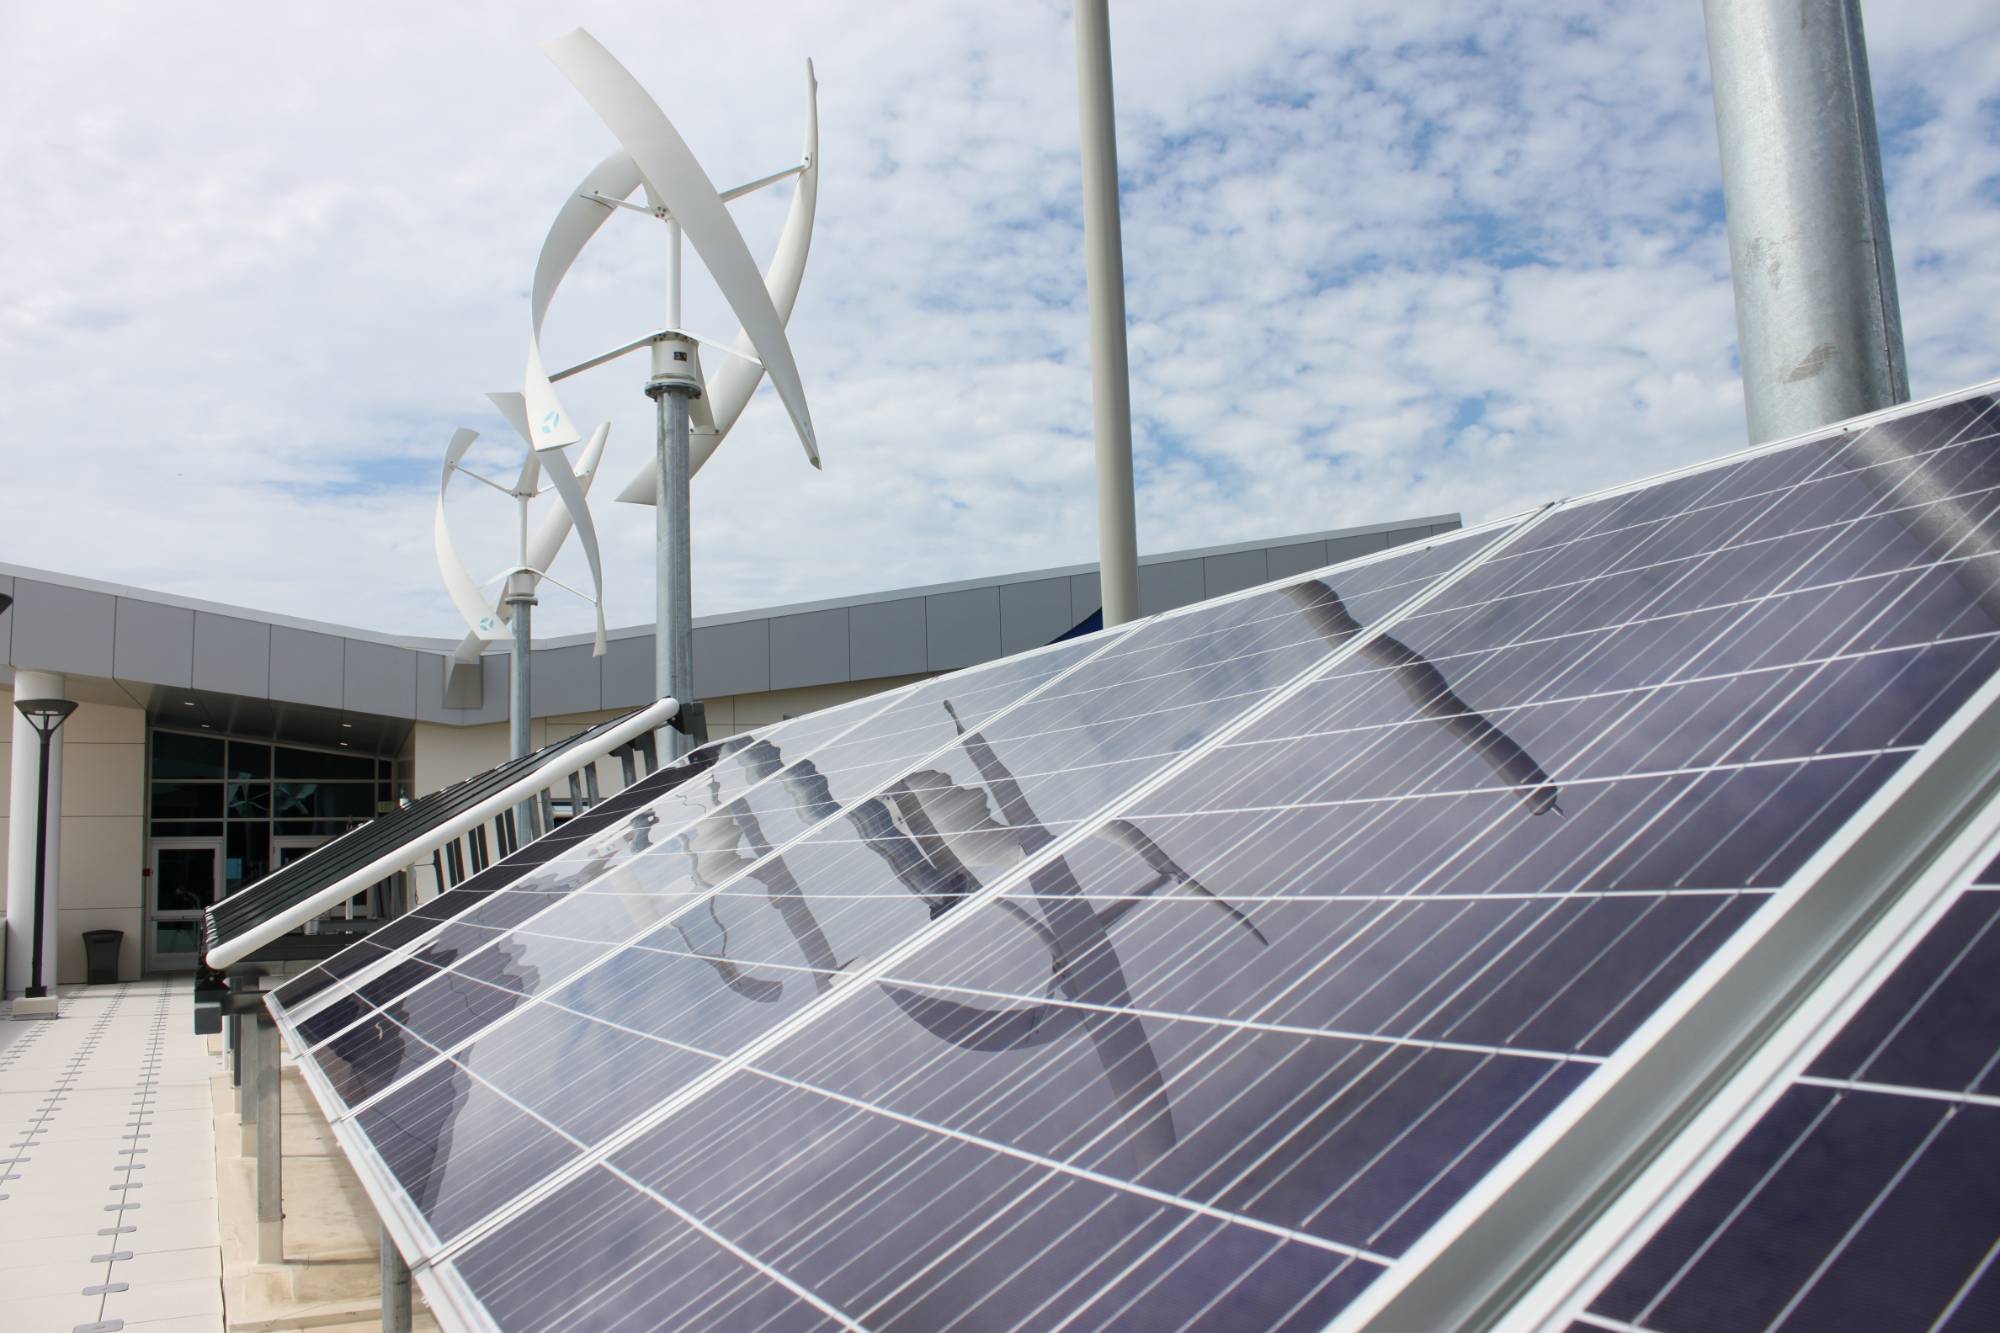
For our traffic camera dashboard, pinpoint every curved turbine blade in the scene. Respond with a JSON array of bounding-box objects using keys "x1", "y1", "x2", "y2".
[
  {"x1": 540, "y1": 424, "x2": 611, "y2": 656},
  {"x1": 446, "y1": 410, "x2": 612, "y2": 664},
  {"x1": 544, "y1": 30, "x2": 818, "y2": 466},
  {"x1": 523, "y1": 150, "x2": 647, "y2": 452},
  {"x1": 617, "y1": 59, "x2": 820, "y2": 504},
  {"x1": 434, "y1": 428, "x2": 510, "y2": 643}
]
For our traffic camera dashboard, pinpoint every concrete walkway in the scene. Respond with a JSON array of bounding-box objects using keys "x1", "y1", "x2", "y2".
[{"x1": 0, "y1": 980, "x2": 225, "y2": 1333}]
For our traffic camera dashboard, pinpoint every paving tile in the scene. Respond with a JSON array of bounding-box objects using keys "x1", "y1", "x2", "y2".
[
  {"x1": 1, "y1": 1289, "x2": 103, "y2": 1329},
  {"x1": 101, "y1": 1273, "x2": 226, "y2": 1322}
]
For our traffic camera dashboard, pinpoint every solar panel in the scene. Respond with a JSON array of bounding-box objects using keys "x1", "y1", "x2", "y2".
[
  {"x1": 271, "y1": 382, "x2": 2000, "y2": 1331},
  {"x1": 204, "y1": 709, "x2": 650, "y2": 960},
  {"x1": 1568, "y1": 860, "x2": 2000, "y2": 1332}
]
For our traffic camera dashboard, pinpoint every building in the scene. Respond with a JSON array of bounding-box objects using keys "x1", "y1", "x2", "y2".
[{"x1": 0, "y1": 514, "x2": 1457, "y2": 990}]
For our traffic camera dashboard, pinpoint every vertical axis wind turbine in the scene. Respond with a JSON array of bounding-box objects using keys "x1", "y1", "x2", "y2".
[
  {"x1": 527, "y1": 29, "x2": 823, "y2": 760},
  {"x1": 434, "y1": 405, "x2": 610, "y2": 785}
]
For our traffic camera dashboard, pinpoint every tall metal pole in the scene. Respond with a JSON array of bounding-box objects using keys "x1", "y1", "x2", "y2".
[
  {"x1": 381, "y1": 1223, "x2": 412, "y2": 1333},
  {"x1": 650, "y1": 353, "x2": 697, "y2": 763},
  {"x1": 651, "y1": 221, "x2": 696, "y2": 761},
  {"x1": 1074, "y1": 0, "x2": 1141, "y2": 628},
  {"x1": 1704, "y1": 0, "x2": 1908, "y2": 444}
]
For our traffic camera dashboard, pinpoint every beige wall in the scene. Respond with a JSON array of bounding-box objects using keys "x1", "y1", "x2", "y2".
[{"x1": 0, "y1": 684, "x2": 148, "y2": 985}]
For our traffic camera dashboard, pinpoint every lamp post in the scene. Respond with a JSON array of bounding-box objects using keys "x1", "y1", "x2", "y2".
[{"x1": 14, "y1": 697, "x2": 76, "y2": 1000}]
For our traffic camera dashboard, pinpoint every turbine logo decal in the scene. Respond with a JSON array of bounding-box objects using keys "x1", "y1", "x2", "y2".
[{"x1": 539, "y1": 410, "x2": 560, "y2": 435}]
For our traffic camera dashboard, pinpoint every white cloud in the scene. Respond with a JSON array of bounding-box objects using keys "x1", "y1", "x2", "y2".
[{"x1": 0, "y1": 0, "x2": 1994, "y2": 641}]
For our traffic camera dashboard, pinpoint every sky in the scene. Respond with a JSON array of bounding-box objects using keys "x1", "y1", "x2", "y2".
[{"x1": 2, "y1": 0, "x2": 1997, "y2": 642}]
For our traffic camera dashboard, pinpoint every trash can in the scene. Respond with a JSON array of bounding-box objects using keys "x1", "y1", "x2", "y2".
[{"x1": 82, "y1": 929, "x2": 123, "y2": 985}]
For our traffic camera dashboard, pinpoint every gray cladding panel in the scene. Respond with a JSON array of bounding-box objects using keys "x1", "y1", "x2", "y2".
[
  {"x1": 193, "y1": 612, "x2": 271, "y2": 698},
  {"x1": 1138, "y1": 558, "x2": 1206, "y2": 617},
  {"x1": 1322, "y1": 530, "x2": 1393, "y2": 568},
  {"x1": 0, "y1": 573, "x2": 13, "y2": 664},
  {"x1": 531, "y1": 644, "x2": 601, "y2": 717},
  {"x1": 768, "y1": 608, "x2": 848, "y2": 691},
  {"x1": 344, "y1": 638, "x2": 418, "y2": 718},
  {"x1": 1202, "y1": 549, "x2": 1269, "y2": 600},
  {"x1": 999, "y1": 577, "x2": 1075, "y2": 656},
  {"x1": 696, "y1": 618, "x2": 770, "y2": 698},
  {"x1": 926, "y1": 587, "x2": 1001, "y2": 672},
  {"x1": 1264, "y1": 540, "x2": 1330, "y2": 580},
  {"x1": 113, "y1": 598, "x2": 194, "y2": 688},
  {"x1": 9, "y1": 578, "x2": 115, "y2": 676},
  {"x1": 268, "y1": 625, "x2": 345, "y2": 709},
  {"x1": 600, "y1": 636, "x2": 654, "y2": 711},
  {"x1": 1070, "y1": 571, "x2": 1102, "y2": 626},
  {"x1": 418, "y1": 651, "x2": 507, "y2": 725},
  {"x1": 849, "y1": 598, "x2": 927, "y2": 680}
]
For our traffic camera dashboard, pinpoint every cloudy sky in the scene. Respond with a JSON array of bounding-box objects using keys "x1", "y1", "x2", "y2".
[{"x1": 3, "y1": 1, "x2": 1996, "y2": 641}]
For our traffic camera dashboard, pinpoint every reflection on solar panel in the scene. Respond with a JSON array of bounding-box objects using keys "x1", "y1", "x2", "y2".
[{"x1": 271, "y1": 381, "x2": 2000, "y2": 1330}]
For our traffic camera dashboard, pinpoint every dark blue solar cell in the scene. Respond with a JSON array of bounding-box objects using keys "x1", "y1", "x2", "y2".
[
  {"x1": 1593, "y1": 1089, "x2": 2000, "y2": 1333},
  {"x1": 356, "y1": 1058, "x2": 579, "y2": 1244},
  {"x1": 448, "y1": 1165, "x2": 845, "y2": 1331},
  {"x1": 1808, "y1": 891, "x2": 2000, "y2": 1093}
]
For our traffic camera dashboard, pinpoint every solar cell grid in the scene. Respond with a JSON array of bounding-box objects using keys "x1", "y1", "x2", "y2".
[
  {"x1": 269, "y1": 741, "x2": 720, "y2": 1014},
  {"x1": 325, "y1": 525, "x2": 1502, "y2": 1256},
  {"x1": 1577, "y1": 855, "x2": 2000, "y2": 1333},
  {"x1": 273, "y1": 696, "x2": 887, "y2": 1024},
  {"x1": 413, "y1": 392, "x2": 2000, "y2": 1330}
]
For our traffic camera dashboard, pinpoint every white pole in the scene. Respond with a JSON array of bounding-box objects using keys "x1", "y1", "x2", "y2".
[
  {"x1": 667, "y1": 218, "x2": 683, "y2": 328},
  {"x1": 1704, "y1": 0, "x2": 1907, "y2": 443},
  {"x1": 1074, "y1": 0, "x2": 1141, "y2": 628}
]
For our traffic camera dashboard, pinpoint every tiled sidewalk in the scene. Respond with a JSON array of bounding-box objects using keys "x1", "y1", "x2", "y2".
[{"x1": 0, "y1": 980, "x2": 224, "y2": 1332}]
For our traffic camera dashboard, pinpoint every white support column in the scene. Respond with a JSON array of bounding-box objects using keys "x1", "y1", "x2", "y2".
[
  {"x1": 1074, "y1": 0, "x2": 1141, "y2": 628},
  {"x1": 7, "y1": 669, "x2": 65, "y2": 998}
]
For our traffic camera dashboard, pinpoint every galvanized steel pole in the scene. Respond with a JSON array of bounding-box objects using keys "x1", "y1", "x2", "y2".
[
  {"x1": 1074, "y1": 0, "x2": 1141, "y2": 627},
  {"x1": 505, "y1": 576, "x2": 538, "y2": 836},
  {"x1": 1703, "y1": 0, "x2": 1908, "y2": 443},
  {"x1": 381, "y1": 1223, "x2": 412, "y2": 1333},
  {"x1": 650, "y1": 359, "x2": 696, "y2": 762}
]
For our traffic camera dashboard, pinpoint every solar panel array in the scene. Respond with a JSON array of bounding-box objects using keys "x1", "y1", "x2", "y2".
[
  {"x1": 271, "y1": 384, "x2": 2000, "y2": 1330},
  {"x1": 205, "y1": 710, "x2": 655, "y2": 959}
]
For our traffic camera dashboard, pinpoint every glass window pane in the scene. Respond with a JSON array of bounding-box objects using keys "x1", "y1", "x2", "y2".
[
  {"x1": 154, "y1": 921, "x2": 201, "y2": 956},
  {"x1": 276, "y1": 746, "x2": 376, "y2": 781},
  {"x1": 149, "y1": 819, "x2": 222, "y2": 838},
  {"x1": 274, "y1": 781, "x2": 376, "y2": 821},
  {"x1": 151, "y1": 731, "x2": 223, "y2": 779},
  {"x1": 153, "y1": 846, "x2": 217, "y2": 912},
  {"x1": 227, "y1": 821, "x2": 270, "y2": 895},
  {"x1": 227, "y1": 741, "x2": 271, "y2": 779},
  {"x1": 151, "y1": 782, "x2": 223, "y2": 820},
  {"x1": 226, "y1": 781, "x2": 272, "y2": 819}
]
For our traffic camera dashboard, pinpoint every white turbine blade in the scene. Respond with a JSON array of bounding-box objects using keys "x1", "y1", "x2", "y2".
[
  {"x1": 544, "y1": 31, "x2": 819, "y2": 467},
  {"x1": 434, "y1": 428, "x2": 511, "y2": 642},
  {"x1": 488, "y1": 391, "x2": 534, "y2": 446},
  {"x1": 525, "y1": 149, "x2": 647, "y2": 452},
  {"x1": 539, "y1": 434, "x2": 610, "y2": 656},
  {"x1": 616, "y1": 59, "x2": 820, "y2": 504}
]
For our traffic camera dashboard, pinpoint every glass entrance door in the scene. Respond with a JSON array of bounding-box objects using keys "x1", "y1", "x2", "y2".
[{"x1": 147, "y1": 838, "x2": 223, "y2": 970}]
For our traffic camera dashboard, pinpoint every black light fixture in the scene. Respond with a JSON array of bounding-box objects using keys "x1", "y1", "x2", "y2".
[{"x1": 15, "y1": 697, "x2": 77, "y2": 999}]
